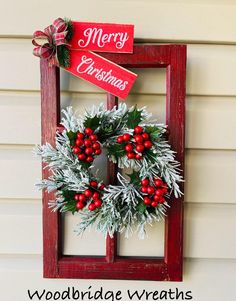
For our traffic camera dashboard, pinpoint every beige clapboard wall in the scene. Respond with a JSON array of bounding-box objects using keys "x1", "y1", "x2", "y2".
[{"x1": 1, "y1": 0, "x2": 236, "y2": 300}]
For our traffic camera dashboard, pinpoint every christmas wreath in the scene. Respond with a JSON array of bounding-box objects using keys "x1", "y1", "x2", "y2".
[{"x1": 36, "y1": 103, "x2": 183, "y2": 238}]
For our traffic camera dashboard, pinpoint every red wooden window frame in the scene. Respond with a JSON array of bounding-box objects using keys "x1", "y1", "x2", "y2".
[{"x1": 40, "y1": 44, "x2": 186, "y2": 281}]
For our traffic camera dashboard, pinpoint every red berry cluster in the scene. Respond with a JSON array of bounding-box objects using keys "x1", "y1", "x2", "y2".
[
  {"x1": 140, "y1": 178, "x2": 168, "y2": 207},
  {"x1": 72, "y1": 128, "x2": 101, "y2": 163},
  {"x1": 116, "y1": 126, "x2": 153, "y2": 160},
  {"x1": 74, "y1": 181, "x2": 105, "y2": 211}
]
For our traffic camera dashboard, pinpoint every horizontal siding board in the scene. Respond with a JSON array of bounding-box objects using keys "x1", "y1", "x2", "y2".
[
  {"x1": 1, "y1": 200, "x2": 236, "y2": 259},
  {"x1": 0, "y1": 92, "x2": 41, "y2": 145},
  {"x1": 1, "y1": 91, "x2": 236, "y2": 150},
  {"x1": 63, "y1": 213, "x2": 106, "y2": 256},
  {"x1": 0, "y1": 258, "x2": 235, "y2": 301},
  {"x1": 1, "y1": 149, "x2": 235, "y2": 204},
  {"x1": 184, "y1": 203, "x2": 236, "y2": 259},
  {"x1": 0, "y1": 149, "x2": 41, "y2": 199},
  {"x1": 186, "y1": 96, "x2": 236, "y2": 149},
  {"x1": 1, "y1": 40, "x2": 236, "y2": 96},
  {"x1": 185, "y1": 149, "x2": 236, "y2": 204},
  {"x1": 64, "y1": 214, "x2": 165, "y2": 257},
  {"x1": 1, "y1": 1, "x2": 236, "y2": 43},
  {"x1": 117, "y1": 221, "x2": 165, "y2": 257},
  {"x1": 0, "y1": 202, "x2": 42, "y2": 254},
  {"x1": 0, "y1": 39, "x2": 40, "y2": 91},
  {"x1": 0, "y1": 257, "x2": 235, "y2": 300}
]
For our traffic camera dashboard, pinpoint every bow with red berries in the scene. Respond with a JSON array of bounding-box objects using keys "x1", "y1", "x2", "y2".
[{"x1": 36, "y1": 103, "x2": 183, "y2": 238}]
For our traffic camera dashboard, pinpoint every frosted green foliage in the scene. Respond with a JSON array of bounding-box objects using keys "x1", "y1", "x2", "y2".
[{"x1": 35, "y1": 103, "x2": 183, "y2": 238}]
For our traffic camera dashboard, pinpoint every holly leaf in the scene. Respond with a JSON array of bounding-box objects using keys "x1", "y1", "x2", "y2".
[
  {"x1": 83, "y1": 116, "x2": 101, "y2": 131},
  {"x1": 126, "y1": 106, "x2": 142, "y2": 129},
  {"x1": 63, "y1": 200, "x2": 77, "y2": 214},
  {"x1": 108, "y1": 143, "x2": 126, "y2": 157},
  {"x1": 127, "y1": 170, "x2": 140, "y2": 187},
  {"x1": 79, "y1": 160, "x2": 92, "y2": 169},
  {"x1": 57, "y1": 45, "x2": 70, "y2": 68},
  {"x1": 145, "y1": 125, "x2": 161, "y2": 140},
  {"x1": 62, "y1": 189, "x2": 75, "y2": 200},
  {"x1": 137, "y1": 202, "x2": 147, "y2": 214},
  {"x1": 61, "y1": 190, "x2": 77, "y2": 214},
  {"x1": 66, "y1": 131, "x2": 77, "y2": 145},
  {"x1": 145, "y1": 148, "x2": 157, "y2": 163}
]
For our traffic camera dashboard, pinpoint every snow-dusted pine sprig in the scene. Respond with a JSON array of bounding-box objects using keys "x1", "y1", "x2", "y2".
[
  {"x1": 75, "y1": 173, "x2": 168, "y2": 238},
  {"x1": 36, "y1": 103, "x2": 184, "y2": 239}
]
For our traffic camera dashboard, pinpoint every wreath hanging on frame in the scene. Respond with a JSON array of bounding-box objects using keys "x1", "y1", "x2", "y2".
[{"x1": 35, "y1": 103, "x2": 183, "y2": 238}]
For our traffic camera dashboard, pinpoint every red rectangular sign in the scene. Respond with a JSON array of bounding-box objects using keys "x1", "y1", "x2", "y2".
[
  {"x1": 66, "y1": 51, "x2": 137, "y2": 99},
  {"x1": 70, "y1": 22, "x2": 134, "y2": 53}
]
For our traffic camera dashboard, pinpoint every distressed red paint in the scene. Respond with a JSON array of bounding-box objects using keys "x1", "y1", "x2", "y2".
[
  {"x1": 70, "y1": 22, "x2": 134, "y2": 53},
  {"x1": 41, "y1": 44, "x2": 186, "y2": 281}
]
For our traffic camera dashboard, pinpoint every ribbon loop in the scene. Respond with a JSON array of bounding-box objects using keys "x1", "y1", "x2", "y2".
[
  {"x1": 32, "y1": 18, "x2": 68, "y2": 62},
  {"x1": 53, "y1": 18, "x2": 67, "y2": 32}
]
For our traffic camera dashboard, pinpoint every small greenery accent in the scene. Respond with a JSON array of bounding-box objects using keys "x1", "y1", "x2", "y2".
[{"x1": 56, "y1": 19, "x2": 73, "y2": 68}]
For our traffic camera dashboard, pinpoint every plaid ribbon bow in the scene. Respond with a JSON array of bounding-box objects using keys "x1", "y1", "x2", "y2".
[{"x1": 32, "y1": 18, "x2": 68, "y2": 64}]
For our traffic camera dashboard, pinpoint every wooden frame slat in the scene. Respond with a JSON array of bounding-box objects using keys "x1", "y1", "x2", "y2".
[{"x1": 41, "y1": 44, "x2": 186, "y2": 281}]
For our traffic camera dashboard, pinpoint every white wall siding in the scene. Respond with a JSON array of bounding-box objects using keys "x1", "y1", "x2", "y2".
[{"x1": 1, "y1": 1, "x2": 236, "y2": 300}]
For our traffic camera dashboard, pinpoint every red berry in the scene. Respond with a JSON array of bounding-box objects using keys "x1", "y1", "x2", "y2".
[
  {"x1": 127, "y1": 152, "x2": 136, "y2": 159},
  {"x1": 153, "y1": 195, "x2": 160, "y2": 202},
  {"x1": 74, "y1": 194, "x2": 80, "y2": 201},
  {"x1": 159, "y1": 197, "x2": 166, "y2": 204},
  {"x1": 142, "y1": 132, "x2": 149, "y2": 140},
  {"x1": 151, "y1": 201, "x2": 158, "y2": 207},
  {"x1": 154, "y1": 179, "x2": 163, "y2": 187},
  {"x1": 147, "y1": 186, "x2": 155, "y2": 194},
  {"x1": 78, "y1": 153, "x2": 86, "y2": 161},
  {"x1": 95, "y1": 149, "x2": 102, "y2": 155},
  {"x1": 99, "y1": 183, "x2": 105, "y2": 190},
  {"x1": 73, "y1": 147, "x2": 81, "y2": 154},
  {"x1": 141, "y1": 187, "x2": 148, "y2": 193},
  {"x1": 85, "y1": 128, "x2": 93, "y2": 135},
  {"x1": 88, "y1": 203, "x2": 96, "y2": 211},
  {"x1": 94, "y1": 199, "x2": 102, "y2": 207},
  {"x1": 79, "y1": 194, "x2": 86, "y2": 202},
  {"x1": 85, "y1": 147, "x2": 93, "y2": 155},
  {"x1": 125, "y1": 144, "x2": 133, "y2": 152},
  {"x1": 144, "y1": 140, "x2": 153, "y2": 148},
  {"x1": 75, "y1": 139, "x2": 84, "y2": 147},
  {"x1": 136, "y1": 144, "x2": 145, "y2": 153},
  {"x1": 123, "y1": 133, "x2": 131, "y2": 141},
  {"x1": 134, "y1": 135, "x2": 143, "y2": 144},
  {"x1": 92, "y1": 192, "x2": 100, "y2": 200},
  {"x1": 117, "y1": 136, "x2": 124, "y2": 143},
  {"x1": 134, "y1": 126, "x2": 143, "y2": 134},
  {"x1": 155, "y1": 189, "x2": 163, "y2": 197},
  {"x1": 86, "y1": 156, "x2": 94, "y2": 163},
  {"x1": 141, "y1": 179, "x2": 149, "y2": 186},
  {"x1": 162, "y1": 187, "x2": 168, "y2": 194},
  {"x1": 90, "y1": 181, "x2": 98, "y2": 188},
  {"x1": 77, "y1": 132, "x2": 84, "y2": 139},
  {"x1": 84, "y1": 139, "x2": 92, "y2": 147},
  {"x1": 84, "y1": 189, "x2": 93, "y2": 198},
  {"x1": 76, "y1": 202, "x2": 85, "y2": 210},
  {"x1": 92, "y1": 142, "x2": 101, "y2": 150},
  {"x1": 143, "y1": 197, "x2": 152, "y2": 205},
  {"x1": 90, "y1": 134, "x2": 98, "y2": 141},
  {"x1": 135, "y1": 154, "x2": 143, "y2": 160}
]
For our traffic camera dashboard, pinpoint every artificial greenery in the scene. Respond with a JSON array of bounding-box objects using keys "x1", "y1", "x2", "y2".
[
  {"x1": 35, "y1": 103, "x2": 183, "y2": 238},
  {"x1": 56, "y1": 19, "x2": 73, "y2": 68}
]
